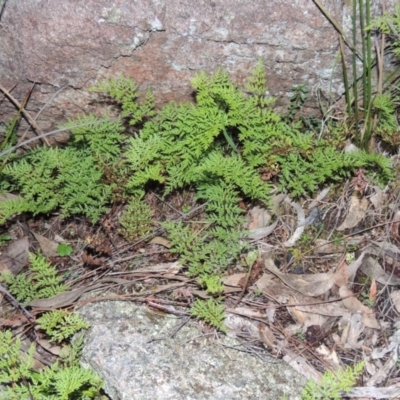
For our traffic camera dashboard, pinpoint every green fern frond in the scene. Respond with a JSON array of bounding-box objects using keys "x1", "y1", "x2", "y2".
[
  {"x1": 37, "y1": 310, "x2": 90, "y2": 343},
  {"x1": 190, "y1": 298, "x2": 226, "y2": 332},
  {"x1": 119, "y1": 197, "x2": 153, "y2": 242},
  {"x1": 89, "y1": 75, "x2": 155, "y2": 125},
  {"x1": 301, "y1": 362, "x2": 364, "y2": 400},
  {"x1": 0, "y1": 146, "x2": 112, "y2": 222},
  {"x1": 197, "y1": 274, "x2": 224, "y2": 295},
  {"x1": 62, "y1": 113, "x2": 124, "y2": 159},
  {"x1": 1, "y1": 252, "x2": 68, "y2": 304}
]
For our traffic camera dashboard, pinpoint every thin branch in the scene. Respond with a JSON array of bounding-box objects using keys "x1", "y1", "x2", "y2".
[{"x1": 0, "y1": 82, "x2": 51, "y2": 146}]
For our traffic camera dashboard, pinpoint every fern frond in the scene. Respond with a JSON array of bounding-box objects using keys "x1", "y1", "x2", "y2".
[
  {"x1": 190, "y1": 298, "x2": 226, "y2": 332},
  {"x1": 37, "y1": 310, "x2": 90, "y2": 342},
  {"x1": 62, "y1": 113, "x2": 124, "y2": 159}
]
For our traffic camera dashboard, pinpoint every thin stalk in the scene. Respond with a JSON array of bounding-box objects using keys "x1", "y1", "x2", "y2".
[
  {"x1": 339, "y1": 36, "x2": 351, "y2": 117},
  {"x1": 359, "y1": 0, "x2": 367, "y2": 113},
  {"x1": 352, "y1": 0, "x2": 359, "y2": 130},
  {"x1": 365, "y1": 0, "x2": 373, "y2": 150},
  {"x1": 312, "y1": 0, "x2": 362, "y2": 59},
  {"x1": 359, "y1": 0, "x2": 373, "y2": 149}
]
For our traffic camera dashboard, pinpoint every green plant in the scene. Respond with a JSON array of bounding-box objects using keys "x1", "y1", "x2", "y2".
[
  {"x1": 36, "y1": 310, "x2": 90, "y2": 342},
  {"x1": 314, "y1": 0, "x2": 400, "y2": 150},
  {"x1": 190, "y1": 298, "x2": 226, "y2": 332},
  {"x1": 0, "y1": 330, "x2": 103, "y2": 400},
  {"x1": 0, "y1": 146, "x2": 113, "y2": 223},
  {"x1": 0, "y1": 252, "x2": 69, "y2": 304},
  {"x1": 57, "y1": 243, "x2": 73, "y2": 257},
  {"x1": 0, "y1": 233, "x2": 11, "y2": 243},
  {"x1": 360, "y1": 291, "x2": 375, "y2": 307},
  {"x1": 197, "y1": 274, "x2": 224, "y2": 295},
  {"x1": 301, "y1": 362, "x2": 364, "y2": 400},
  {"x1": 285, "y1": 84, "x2": 309, "y2": 125},
  {"x1": 118, "y1": 197, "x2": 153, "y2": 242}
]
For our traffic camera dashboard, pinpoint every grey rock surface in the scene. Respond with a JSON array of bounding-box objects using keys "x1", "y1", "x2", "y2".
[
  {"x1": 1, "y1": 0, "x2": 395, "y2": 139},
  {"x1": 78, "y1": 301, "x2": 307, "y2": 400}
]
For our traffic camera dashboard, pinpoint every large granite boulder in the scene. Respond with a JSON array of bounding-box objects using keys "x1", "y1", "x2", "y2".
[{"x1": 0, "y1": 0, "x2": 396, "y2": 140}]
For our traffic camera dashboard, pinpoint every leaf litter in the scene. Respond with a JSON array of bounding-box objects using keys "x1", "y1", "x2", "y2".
[{"x1": 1, "y1": 182, "x2": 400, "y2": 398}]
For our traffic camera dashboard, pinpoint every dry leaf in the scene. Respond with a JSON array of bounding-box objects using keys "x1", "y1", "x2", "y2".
[
  {"x1": 314, "y1": 238, "x2": 346, "y2": 254},
  {"x1": 0, "y1": 313, "x2": 29, "y2": 328},
  {"x1": 270, "y1": 193, "x2": 287, "y2": 215},
  {"x1": 134, "y1": 261, "x2": 183, "y2": 274},
  {"x1": 246, "y1": 206, "x2": 272, "y2": 230},
  {"x1": 338, "y1": 285, "x2": 379, "y2": 329},
  {"x1": 283, "y1": 348, "x2": 322, "y2": 382},
  {"x1": 221, "y1": 273, "x2": 247, "y2": 287},
  {"x1": 390, "y1": 291, "x2": 400, "y2": 313},
  {"x1": 36, "y1": 339, "x2": 64, "y2": 356},
  {"x1": 343, "y1": 313, "x2": 364, "y2": 349},
  {"x1": 361, "y1": 256, "x2": 400, "y2": 286},
  {"x1": 369, "y1": 185, "x2": 385, "y2": 209},
  {"x1": 308, "y1": 187, "x2": 331, "y2": 210},
  {"x1": 0, "y1": 237, "x2": 29, "y2": 275},
  {"x1": 283, "y1": 197, "x2": 305, "y2": 247},
  {"x1": 28, "y1": 285, "x2": 104, "y2": 308},
  {"x1": 369, "y1": 279, "x2": 377, "y2": 302},
  {"x1": 390, "y1": 210, "x2": 400, "y2": 242},
  {"x1": 32, "y1": 231, "x2": 59, "y2": 257},
  {"x1": 248, "y1": 220, "x2": 278, "y2": 241},
  {"x1": 263, "y1": 256, "x2": 337, "y2": 297},
  {"x1": 336, "y1": 190, "x2": 368, "y2": 231},
  {"x1": 0, "y1": 193, "x2": 20, "y2": 202},
  {"x1": 149, "y1": 236, "x2": 171, "y2": 248},
  {"x1": 224, "y1": 314, "x2": 276, "y2": 349},
  {"x1": 350, "y1": 383, "x2": 400, "y2": 399},
  {"x1": 315, "y1": 344, "x2": 341, "y2": 371}
]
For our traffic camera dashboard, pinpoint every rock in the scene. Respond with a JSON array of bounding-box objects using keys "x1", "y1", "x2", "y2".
[
  {"x1": 1, "y1": 0, "x2": 395, "y2": 141},
  {"x1": 77, "y1": 301, "x2": 307, "y2": 400}
]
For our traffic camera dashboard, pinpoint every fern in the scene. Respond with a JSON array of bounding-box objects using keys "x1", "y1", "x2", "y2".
[
  {"x1": 89, "y1": 75, "x2": 155, "y2": 125},
  {"x1": 197, "y1": 274, "x2": 224, "y2": 295},
  {"x1": 1, "y1": 252, "x2": 68, "y2": 304},
  {"x1": 372, "y1": 93, "x2": 400, "y2": 146},
  {"x1": 118, "y1": 197, "x2": 154, "y2": 241},
  {"x1": 301, "y1": 362, "x2": 364, "y2": 400},
  {"x1": 62, "y1": 113, "x2": 125, "y2": 159},
  {"x1": 0, "y1": 146, "x2": 113, "y2": 223},
  {"x1": 367, "y1": 3, "x2": 400, "y2": 56},
  {"x1": 36, "y1": 310, "x2": 90, "y2": 342},
  {"x1": 0, "y1": 330, "x2": 103, "y2": 400},
  {"x1": 190, "y1": 298, "x2": 226, "y2": 332}
]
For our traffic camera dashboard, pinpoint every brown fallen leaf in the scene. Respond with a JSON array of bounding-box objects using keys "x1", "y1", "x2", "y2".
[
  {"x1": 246, "y1": 206, "x2": 272, "y2": 230},
  {"x1": 390, "y1": 291, "x2": 400, "y2": 313},
  {"x1": 149, "y1": 236, "x2": 172, "y2": 248},
  {"x1": 221, "y1": 273, "x2": 247, "y2": 287},
  {"x1": 32, "y1": 231, "x2": 59, "y2": 257},
  {"x1": 361, "y1": 256, "x2": 400, "y2": 286},
  {"x1": 369, "y1": 279, "x2": 377, "y2": 302},
  {"x1": 248, "y1": 220, "x2": 278, "y2": 241},
  {"x1": 28, "y1": 285, "x2": 104, "y2": 309},
  {"x1": 338, "y1": 313, "x2": 364, "y2": 349},
  {"x1": 0, "y1": 313, "x2": 30, "y2": 329},
  {"x1": 36, "y1": 339, "x2": 65, "y2": 356},
  {"x1": 336, "y1": 189, "x2": 368, "y2": 231},
  {"x1": 224, "y1": 313, "x2": 277, "y2": 349},
  {"x1": 0, "y1": 236, "x2": 29, "y2": 275},
  {"x1": 314, "y1": 238, "x2": 346, "y2": 254},
  {"x1": 338, "y1": 285, "x2": 379, "y2": 329},
  {"x1": 315, "y1": 344, "x2": 341, "y2": 371},
  {"x1": 390, "y1": 210, "x2": 400, "y2": 242},
  {"x1": 263, "y1": 256, "x2": 337, "y2": 297},
  {"x1": 282, "y1": 197, "x2": 305, "y2": 247}
]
